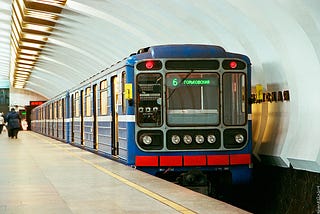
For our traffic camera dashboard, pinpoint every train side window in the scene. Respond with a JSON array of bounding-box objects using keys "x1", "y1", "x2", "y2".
[
  {"x1": 100, "y1": 80, "x2": 108, "y2": 115},
  {"x1": 121, "y1": 71, "x2": 126, "y2": 114},
  {"x1": 53, "y1": 102, "x2": 57, "y2": 119},
  {"x1": 50, "y1": 103, "x2": 53, "y2": 119},
  {"x1": 85, "y1": 87, "x2": 91, "y2": 116},
  {"x1": 57, "y1": 101, "x2": 59, "y2": 118},
  {"x1": 75, "y1": 92, "x2": 80, "y2": 117},
  {"x1": 46, "y1": 105, "x2": 48, "y2": 120},
  {"x1": 59, "y1": 99, "x2": 63, "y2": 118},
  {"x1": 56, "y1": 101, "x2": 58, "y2": 119}
]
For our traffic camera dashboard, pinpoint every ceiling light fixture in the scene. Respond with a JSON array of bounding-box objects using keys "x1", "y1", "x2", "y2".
[{"x1": 10, "y1": 0, "x2": 67, "y2": 88}]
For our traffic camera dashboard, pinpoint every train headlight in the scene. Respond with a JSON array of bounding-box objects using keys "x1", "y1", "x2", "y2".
[
  {"x1": 207, "y1": 135, "x2": 216, "y2": 144},
  {"x1": 142, "y1": 135, "x2": 152, "y2": 145},
  {"x1": 195, "y1": 135, "x2": 204, "y2": 144},
  {"x1": 183, "y1": 135, "x2": 192, "y2": 144},
  {"x1": 235, "y1": 134, "x2": 244, "y2": 144},
  {"x1": 171, "y1": 135, "x2": 180, "y2": 144}
]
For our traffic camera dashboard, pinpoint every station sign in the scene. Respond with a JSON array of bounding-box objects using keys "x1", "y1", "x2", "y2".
[{"x1": 29, "y1": 101, "x2": 46, "y2": 106}]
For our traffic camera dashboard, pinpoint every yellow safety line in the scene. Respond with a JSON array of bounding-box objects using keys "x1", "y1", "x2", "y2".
[{"x1": 31, "y1": 133, "x2": 196, "y2": 214}]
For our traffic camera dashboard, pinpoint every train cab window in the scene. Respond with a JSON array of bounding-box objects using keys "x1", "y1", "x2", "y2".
[
  {"x1": 136, "y1": 73, "x2": 162, "y2": 127},
  {"x1": 223, "y1": 73, "x2": 246, "y2": 125},
  {"x1": 85, "y1": 87, "x2": 91, "y2": 116},
  {"x1": 100, "y1": 80, "x2": 108, "y2": 115},
  {"x1": 166, "y1": 72, "x2": 219, "y2": 126},
  {"x1": 75, "y1": 92, "x2": 80, "y2": 117}
]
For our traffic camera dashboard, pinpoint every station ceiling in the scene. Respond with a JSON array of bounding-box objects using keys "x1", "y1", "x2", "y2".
[{"x1": 0, "y1": 0, "x2": 318, "y2": 98}]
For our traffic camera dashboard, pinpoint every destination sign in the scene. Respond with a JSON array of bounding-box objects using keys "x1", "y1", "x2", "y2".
[
  {"x1": 182, "y1": 79, "x2": 211, "y2": 85},
  {"x1": 168, "y1": 77, "x2": 218, "y2": 87}
]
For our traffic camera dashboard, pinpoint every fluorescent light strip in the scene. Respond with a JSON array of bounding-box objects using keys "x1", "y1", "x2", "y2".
[
  {"x1": 23, "y1": 23, "x2": 52, "y2": 32},
  {"x1": 20, "y1": 49, "x2": 39, "y2": 55},
  {"x1": 29, "y1": 0, "x2": 67, "y2": 7},
  {"x1": 17, "y1": 59, "x2": 36, "y2": 65},
  {"x1": 16, "y1": 71, "x2": 31, "y2": 75},
  {"x1": 22, "y1": 33, "x2": 48, "y2": 42},
  {"x1": 17, "y1": 64, "x2": 33, "y2": 69},
  {"x1": 26, "y1": 10, "x2": 59, "y2": 22},
  {"x1": 20, "y1": 41, "x2": 43, "y2": 49},
  {"x1": 19, "y1": 54, "x2": 38, "y2": 60}
]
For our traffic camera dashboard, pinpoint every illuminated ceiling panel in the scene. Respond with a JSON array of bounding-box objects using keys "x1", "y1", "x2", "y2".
[{"x1": 10, "y1": 0, "x2": 67, "y2": 88}]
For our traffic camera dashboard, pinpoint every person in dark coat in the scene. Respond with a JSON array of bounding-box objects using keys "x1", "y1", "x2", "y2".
[
  {"x1": 6, "y1": 108, "x2": 21, "y2": 139},
  {"x1": 0, "y1": 112, "x2": 5, "y2": 134}
]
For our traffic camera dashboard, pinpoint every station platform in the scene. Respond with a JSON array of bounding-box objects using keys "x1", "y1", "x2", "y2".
[{"x1": 0, "y1": 131, "x2": 249, "y2": 213}]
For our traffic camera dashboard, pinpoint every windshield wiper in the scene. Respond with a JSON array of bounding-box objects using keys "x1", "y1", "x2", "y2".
[{"x1": 167, "y1": 69, "x2": 194, "y2": 100}]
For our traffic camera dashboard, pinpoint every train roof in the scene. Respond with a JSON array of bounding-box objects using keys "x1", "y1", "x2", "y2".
[{"x1": 129, "y1": 44, "x2": 251, "y2": 65}]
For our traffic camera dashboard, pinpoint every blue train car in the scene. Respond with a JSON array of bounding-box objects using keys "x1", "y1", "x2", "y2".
[
  {"x1": 31, "y1": 44, "x2": 252, "y2": 192},
  {"x1": 31, "y1": 91, "x2": 68, "y2": 142}
]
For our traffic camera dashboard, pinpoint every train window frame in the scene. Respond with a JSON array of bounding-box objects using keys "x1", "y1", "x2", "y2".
[
  {"x1": 58, "y1": 99, "x2": 63, "y2": 119},
  {"x1": 75, "y1": 92, "x2": 80, "y2": 117},
  {"x1": 46, "y1": 105, "x2": 48, "y2": 120},
  {"x1": 165, "y1": 72, "x2": 220, "y2": 127},
  {"x1": 222, "y1": 72, "x2": 247, "y2": 126},
  {"x1": 85, "y1": 87, "x2": 91, "y2": 117},
  {"x1": 136, "y1": 73, "x2": 163, "y2": 127},
  {"x1": 50, "y1": 103, "x2": 53, "y2": 120},
  {"x1": 55, "y1": 101, "x2": 57, "y2": 119},
  {"x1": 100, "y1": 80, "x2": 108, "y2": 115},
  {"x1": 53, "y1": 102, "x2": 57, "y2": 119}
]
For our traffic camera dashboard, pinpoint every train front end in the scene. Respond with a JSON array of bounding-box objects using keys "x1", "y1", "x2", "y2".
[{"x1": 129, "y1": 45, "x2": 252, "y2": 186}]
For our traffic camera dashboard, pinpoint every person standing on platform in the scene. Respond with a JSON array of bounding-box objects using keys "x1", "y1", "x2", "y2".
[
  {"x1": 0, "y1": 112, "x2": 5, "y2": 134},
  {"x1": 6, "y1": 108, "x2": 21, "y2": 139}
]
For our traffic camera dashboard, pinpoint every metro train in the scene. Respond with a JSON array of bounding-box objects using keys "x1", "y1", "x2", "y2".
[{"x1": 31, "y1": 44, "x2": 252, "y2": 193}]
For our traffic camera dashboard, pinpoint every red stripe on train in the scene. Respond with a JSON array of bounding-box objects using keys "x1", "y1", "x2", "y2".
[
  {"x1": 184, "y1": 155, "x2": 207, "y2": 166},
  {"x1": 160, "y1": 156, "x2": 182, "y2": 166},
  {"x1": 135, "y1": 154, "x2": 251, "y2": 167},
  {"x1": 135, "y1": 156, "x2": 158, "y2": 166},
  {"x1": 207, "y1": 155, "x2": 229, "y2": 165},
  {"x1": 230, "y1": 154, "x2": 251, "y2": 165}
]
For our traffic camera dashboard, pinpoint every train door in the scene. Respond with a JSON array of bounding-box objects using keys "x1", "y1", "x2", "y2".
[
  {"x1": 46, "y1": 105, "x2": 48, "y2": 135},
  {"x1": 55, "y1": 101, "x2": 58, "y2": 138},
  {"x1": 47, "y1": 105, "x2": 50, "y2": 135},
  {"x1": 49, "y1": 103, "x2": 54, "y2": 137},
  {"x1": 93, "y1": 84, "x2": 98, "y2": 150},
  {"x1": 71, "y1": 94, "x2": 74, "y2": 143},
  {"x1": 45, "y1": 106, "x2": 48, "y2": 135},
  {"x1": 81, "y1": 90, "x2": 84, "y2": 145},
  {"x1": 42, "y1": 107, "x2": 45, "y2": 133},
  {"x1": 62, "y1": 98, "x2": 65, "y2": 140},
  {"x1": 111, "y1": 76, "x2": 119, "y2": 156}
]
